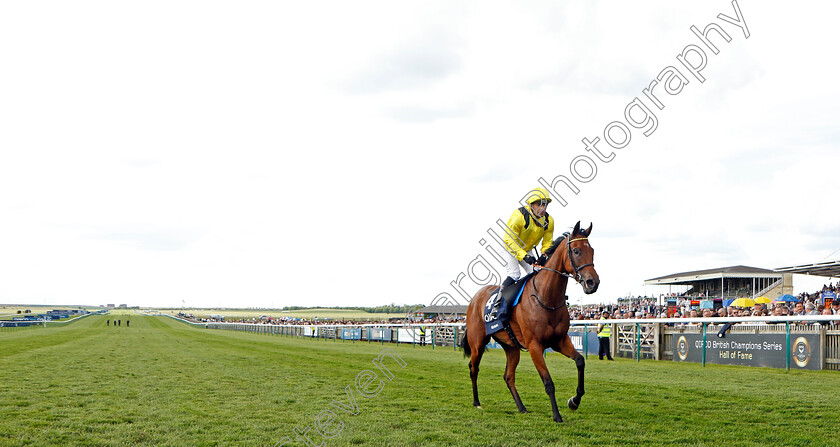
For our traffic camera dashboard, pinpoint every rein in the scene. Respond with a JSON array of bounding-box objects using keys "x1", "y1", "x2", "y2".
[{"x1": 530, "y1": 236, "x2": 594, "y2": 312}]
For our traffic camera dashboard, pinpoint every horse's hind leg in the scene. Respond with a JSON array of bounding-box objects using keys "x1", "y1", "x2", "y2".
[
  {"x1": 468, "y1": 333, "x2": 488, "y2": 408},
  {"x1": 502, "y1": 344, "x2": 528, "y2": 413},
  {"x1": 557, "y1": 335, "x2": 585, "y2": 411}
]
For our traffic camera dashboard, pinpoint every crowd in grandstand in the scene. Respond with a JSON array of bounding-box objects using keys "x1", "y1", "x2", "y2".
[
  {"x1": 176, "y1": 311, "x2": 464, "y2": 326},
  {"x1": 176, "y1": 282, "x2": 840, "y2": 326},
  {"x1": 571, "y1": 282, "x2": 840, "y2": 325}
]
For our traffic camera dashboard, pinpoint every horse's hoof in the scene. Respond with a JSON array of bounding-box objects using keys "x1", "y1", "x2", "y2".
[
  {"x1": 553, "y1": 415, "x2": 564, "y2": 423},
  {"x1": 476, "y1": 405, "x2": 482, "y2": 409},
  {"x1": 567, "y1": 397, "x2": 579, "y2": 411},
  {"x1": 518, "y1": 408, "x2": 529, "y2": 414}
]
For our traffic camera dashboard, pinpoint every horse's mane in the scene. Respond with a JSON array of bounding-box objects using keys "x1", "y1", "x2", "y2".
[
  {"x1": 544, "y1": 233, "x2": 568, "y2": 259},
  {"x1": 544, "y1": 225, "x2": 590, "y2": 259}
]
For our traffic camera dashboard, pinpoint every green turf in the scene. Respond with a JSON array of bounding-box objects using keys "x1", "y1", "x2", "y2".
[{"x1": 1, "y1": 315, "x2": 838, "y2": 446}]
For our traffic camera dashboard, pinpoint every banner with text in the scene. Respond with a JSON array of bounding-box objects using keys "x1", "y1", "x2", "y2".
[{"x1": 672, "y1": 333, "x2": 820, "y2": 370}]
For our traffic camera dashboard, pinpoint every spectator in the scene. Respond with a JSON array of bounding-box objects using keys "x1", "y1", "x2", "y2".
[
  {"x1": 717, "y1": 308, "x2": 727, "y2": 318},
  {"x1": 597, "y1": 311, "x2": 613, "y2": 361},
  {"x1": 820, "y1": 308, "x2": 834, "y2": 326}
]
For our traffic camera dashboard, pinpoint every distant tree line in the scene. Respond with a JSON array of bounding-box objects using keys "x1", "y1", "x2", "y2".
[{"x1": 281, "y1": 304, "x2": 425, "y2": 314}]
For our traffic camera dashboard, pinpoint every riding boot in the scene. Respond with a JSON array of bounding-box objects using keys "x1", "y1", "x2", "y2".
[{"x1": 500, "y1": 276, "x2": 516, "y2": 309}]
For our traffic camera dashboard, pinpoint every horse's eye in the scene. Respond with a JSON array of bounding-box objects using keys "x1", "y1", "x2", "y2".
[{"x1": 573, "y1": 249, "x2": 580, "y2": 255}]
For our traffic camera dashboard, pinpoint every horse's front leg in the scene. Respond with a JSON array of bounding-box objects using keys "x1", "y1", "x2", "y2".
[
  {"x1": 527, "y1": 343, "x2": 563, "y2": 423},
  {"x1": 556, "y1": 335, "x2": 585, "y2": 411}
]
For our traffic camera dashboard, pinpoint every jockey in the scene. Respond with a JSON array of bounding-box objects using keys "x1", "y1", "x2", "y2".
[{"x1": 501, "y1": 187, "x2": 555, "y2": 291}]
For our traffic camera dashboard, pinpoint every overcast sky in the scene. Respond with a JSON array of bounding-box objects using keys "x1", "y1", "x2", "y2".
[{"x1": 2, "y1": 1, "x2": 838, "y2": 309}]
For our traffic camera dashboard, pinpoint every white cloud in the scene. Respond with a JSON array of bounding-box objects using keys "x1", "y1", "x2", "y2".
[{"x1": 1, "y1": 0, "x2": 839, "y2": 308}]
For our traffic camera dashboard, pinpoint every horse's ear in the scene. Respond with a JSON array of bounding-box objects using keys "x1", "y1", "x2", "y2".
[
  {"x1": 585, "y1": 223, "x2": 593, "y2": 236},
  {"x1": 573, "y1": 221, "x2": 581, "y2": 235}
]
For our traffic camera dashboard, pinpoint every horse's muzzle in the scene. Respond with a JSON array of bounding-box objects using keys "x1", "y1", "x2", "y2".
[{"x1": 583, "y1": 276, "x2": 600, "y2": 294}]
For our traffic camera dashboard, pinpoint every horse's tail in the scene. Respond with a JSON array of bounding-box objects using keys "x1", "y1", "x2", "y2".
[{"x1": 461, "y1": 328, "x2": 470, "y2": 358}]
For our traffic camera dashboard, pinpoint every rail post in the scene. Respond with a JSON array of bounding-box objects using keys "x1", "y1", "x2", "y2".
[
  {"x1": 636, "y1": 323, "x2": 641, "y2": 362},
  {"x1": 785, "y1": 321, "x2": 790, "y2": 371},
  {"x1": 455, "y1": 327, "x2": 460, "y2": 351},
  {"x1": 583, "y1": 324, "x2": 589, "y2": 359},
  {"x1": 702, "y1": 322, "x2": 707, "y2": 367}
]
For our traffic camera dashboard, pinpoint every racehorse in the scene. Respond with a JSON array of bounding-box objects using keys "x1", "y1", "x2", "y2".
[{"x1": 461, "y1": 221, "x2": 599, "y2": 423}]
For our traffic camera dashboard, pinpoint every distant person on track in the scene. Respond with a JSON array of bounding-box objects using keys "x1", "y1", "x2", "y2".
[
  {"x1": 107, "y1": 319, "x2": 110, "y2": 326},
  {"x1": 501, "y1": 187, "x2": 555, "y2": 293},
  {"x1": 118, "y1": 320, "x2": 121, "y2": 327},
  {"x1": 126, "y1": 320, "x2": 130, "y2": 327}
]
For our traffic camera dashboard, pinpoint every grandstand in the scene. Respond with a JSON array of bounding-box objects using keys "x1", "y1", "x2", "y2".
[
  {"x1": 774, "y1": 259, "x2": 840, "y2": 278},
  {"x1": 644, "y1": 265, "x2": 791, "y2": 300}
]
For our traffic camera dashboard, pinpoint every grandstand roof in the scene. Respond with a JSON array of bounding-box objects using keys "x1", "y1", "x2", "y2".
[
  {"x1": 644, "y1": 265, "x2": 782, "y2": 285},
  {"x1": 774, "y1": 260, "x2": 840, "y2": 278},
  {"x1": 415, "y1": 305, "x2": 469, "y2": 314}
]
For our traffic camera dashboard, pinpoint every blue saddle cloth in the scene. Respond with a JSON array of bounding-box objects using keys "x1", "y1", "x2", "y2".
[{"x1": 483, "y1": 272, "x2": 534, "y2": 335}]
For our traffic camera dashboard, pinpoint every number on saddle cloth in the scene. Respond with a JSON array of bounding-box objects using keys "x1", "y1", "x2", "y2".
[{"x1": 483, "y1": 272, "x2": 536, "y2": 335}]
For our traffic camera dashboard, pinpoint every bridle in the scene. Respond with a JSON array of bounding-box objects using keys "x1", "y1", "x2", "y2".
[
  {"x1": 531, "y1": 236, "x2": 594, "y2": 311},
  {"x1": 538, "y1": 236, "x2": 594, "y2": 284}
]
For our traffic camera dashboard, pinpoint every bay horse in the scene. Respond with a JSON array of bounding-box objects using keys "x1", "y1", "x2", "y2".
[{"x1": 461, "y1": 221, "x2": 599, "y2": 423}]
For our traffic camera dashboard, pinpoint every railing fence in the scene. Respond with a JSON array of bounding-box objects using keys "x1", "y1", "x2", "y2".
[{"x1": 160, "y1": 313, "x2": 840, "y2": 371}]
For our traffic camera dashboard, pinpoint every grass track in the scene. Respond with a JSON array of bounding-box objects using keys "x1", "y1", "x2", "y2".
[{"x1": 1, "y1": 315, "x2": 838, "y2": 446}]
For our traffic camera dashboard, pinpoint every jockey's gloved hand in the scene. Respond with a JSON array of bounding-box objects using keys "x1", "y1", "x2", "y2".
[
  {"x1": 538, "y1": 254, "x2": 548, "y2": 266},
  {"x1": 522, "y1": 255, "x2": 537, "y2": 265}
]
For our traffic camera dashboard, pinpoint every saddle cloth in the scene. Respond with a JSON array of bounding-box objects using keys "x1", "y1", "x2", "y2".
[{"x1": 483, "y1": 272, "x2": 535, "y2": 335}]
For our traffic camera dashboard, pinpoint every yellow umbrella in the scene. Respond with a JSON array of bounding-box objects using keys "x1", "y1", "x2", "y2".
[
  {"x1": 754, "y1": 296, "x2": 771, "y2": 304},
  {"x1": 730, "y1": 298, "x2": 756, "y2": 308}
]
